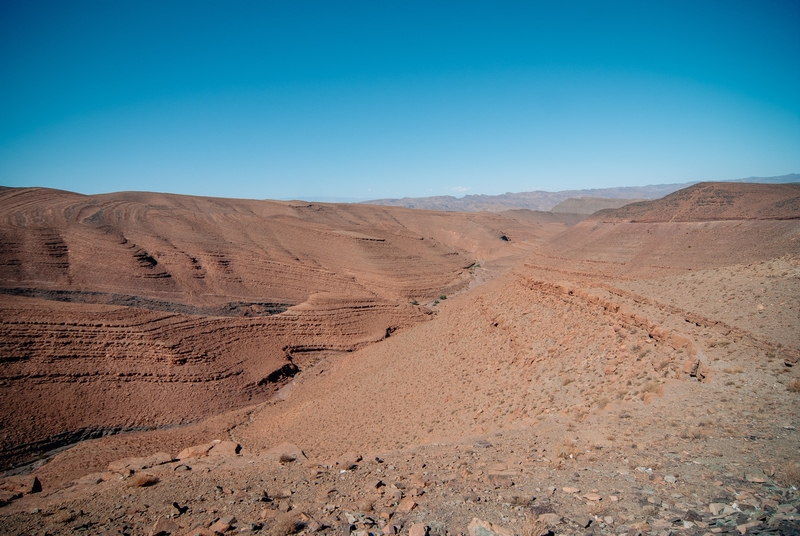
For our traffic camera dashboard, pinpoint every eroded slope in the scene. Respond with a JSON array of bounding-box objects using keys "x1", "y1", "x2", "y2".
[
  {"x1": 2, "y1": 183, "x2": 799, "y2": 536},
  {"x1": 590, "y1": 182, "x2": 800, "y2": 223},
  {"x1": 0, "y1": 187, "x2": 575, "y2": 466}
]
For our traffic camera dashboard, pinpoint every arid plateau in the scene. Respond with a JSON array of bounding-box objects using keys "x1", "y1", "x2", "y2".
[{"x1": 1, "y1": 182, "x2": 799, "y2": 536}]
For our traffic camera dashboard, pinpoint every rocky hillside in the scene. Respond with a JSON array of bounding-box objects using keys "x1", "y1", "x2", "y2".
[
  {"x1": 1, "y1": 183, "x2": 799, "y2": 536},
  {"x1": 0, "y1": 187, "x2": 579, "y2": 467},
  {"x1": 589, "y1": 182, "x2": 800, "y2": 223}
]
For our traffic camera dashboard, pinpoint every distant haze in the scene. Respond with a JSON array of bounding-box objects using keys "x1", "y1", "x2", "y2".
[{"x1": 360, "y1": 174, "x2": 799, "y2": 213}]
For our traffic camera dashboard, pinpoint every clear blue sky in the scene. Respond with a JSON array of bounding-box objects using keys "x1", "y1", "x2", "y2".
[{"x1": 1, "y1": 1, "x2": 798, "y2": 200}]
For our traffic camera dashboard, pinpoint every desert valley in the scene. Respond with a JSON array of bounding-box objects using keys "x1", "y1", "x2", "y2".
[{"x1": 0, "y1": 181, "x2": 799, "y2": 536}]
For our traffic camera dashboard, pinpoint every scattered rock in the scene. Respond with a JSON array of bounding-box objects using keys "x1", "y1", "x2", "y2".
[
  {"x1": 467, "y1": 518, "x2": 514, "y2": 536},
  {"x1": 509, "y1": 495, "x2": 534, "y2": 506},
  {"x1": 271, "y1": 512, "x2": 304, "y2": 535},
  {"x1": 209, "y1": 514, "x2": 237, "y2": 533},
  {"x1": 52, "y1": 510, "x2": 77, "y2": 524},
  {"x1": 396, "y1": 497, "x2": 416, "y2": 513},
  {"x1": 261, "y1": 442, "x2": 307, "y2": 464},
  {"x1": 737, "y1": 521, "x2": 762, "y2": 534},
  {"x1": 562, "y1": 487, "x2": 580, "y2": 494},
  {"x1": 671, "y1": 332, "x2": 696, "y2": 356},
  {"x1": 536, "y1": 513, "x2": 561, "y2": 526},
  {"x1": 149, "y1": 516, "x2": 179, "y2": 536},
  {"x1": 177, "y1": 440, "x2": 220, "y2": 460},
  {"x1": 651, "y1": 519, "x2": 671, "y2": 530},
  {"x1": 208, "y1": 440, "x2": 241, "y2": 457},
  {"x1": 183, "y1": 528, "x2": 214, "y2": 536},
  {"x1": 74, "y1": 473, "x2": 104, "y2": 486},
  {"x1": 272, "y1": 488, "x2": 293, "y2": 499},
  {"x1": 408, "y1": 523, "x2": 428, "y2": 536},
  {"x1": 0, "y1": 489, "x2": 22, "y2": 506},
  {"x1": 337, "y1": 452, "x2": 362, "y2": 470},
  {"x1": 357, "y1": 498, "x2": 374, "y2": 512},
  {"x1": 385, "y1": 486, "x2": 403, "y2": 503},
  {"x1": 0, "y1": 475, "x2": 42, "y2": 495},
  {"x1": 487, "y1": 471, "x2": 515, "y2": 487}
]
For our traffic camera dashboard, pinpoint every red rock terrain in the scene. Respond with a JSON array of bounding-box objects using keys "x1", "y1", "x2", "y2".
[
  {"x1": 1, "y1": 182, "x2": 799, "y2": 536},
  {"x1": 589, "y1": 182, "x2": 800, "y2": 223},
  {"x1": 0, "y1": 187, "x2": 579, "y2": 466}
]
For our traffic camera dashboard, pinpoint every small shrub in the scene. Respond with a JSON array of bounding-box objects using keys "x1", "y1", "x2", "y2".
[
  {"x1": 128, "y1": 473, "x2": 159, "y2": 487},
  {"x1": 410, "y1": 299, "x2": 418, "y2": 305},
  {"x1": 680, "y1": 426, "x2": 708, "y2": 440},
  {"x1": 787, "y1": 379, "x2": 800, "y2": 393},
  {"x1": 587, "y1": 500, "x2": 606, "y2": 516},
  {"x1": 641, "y1": 505, "x2": 657, "y2": 516},
  {"x1": 557, "y1": 440, "x2": 581, "y2": 459},
  {"x1": 522, "y1": 518, "x2": 551, "y2": 536},
  {"x1": 439, "y1": 295, "x2": 447, "y2": 300},
  {"x1": 642, "y1": 381, "x2": 661, "y2": 393},
  {"x1": 776, "y1": 463, "x2": 800, "y2": 487},
  {"x1": 268, "y1": 512, "x2": 305, "y2": 536}
]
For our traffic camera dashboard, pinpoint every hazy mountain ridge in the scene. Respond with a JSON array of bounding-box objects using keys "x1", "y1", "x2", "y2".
[
  {"x1": 550, "y1": 196, "x2": 649, "y2": 214},
  {"x1": 362, "y1": 173, "x2": 800, "y2": 212}
]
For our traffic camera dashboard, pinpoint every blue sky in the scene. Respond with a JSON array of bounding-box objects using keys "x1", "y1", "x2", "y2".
[{"x1": 1, "y1": 1, "x2": 798, "y2": 200}]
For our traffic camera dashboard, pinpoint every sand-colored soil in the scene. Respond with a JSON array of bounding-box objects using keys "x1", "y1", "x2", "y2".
[{"x1": 1, "y1": 182, "x2": 799, "y2": 536}]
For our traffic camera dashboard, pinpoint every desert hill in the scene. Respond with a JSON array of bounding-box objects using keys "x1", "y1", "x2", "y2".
[
  {"x1": 1, "y1": 182, "x2": 800, "y2": 536},
  {"x1": 589, "y1": 182, "x2": 800, "y2": 223},
  {"x1": 0, "y1": 187, "x2": 580, "y2": 466}
]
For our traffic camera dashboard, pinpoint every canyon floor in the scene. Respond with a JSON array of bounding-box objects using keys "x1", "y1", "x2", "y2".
[{"x1": 0, "y1": 182, "x2": 799, "y2": 536}]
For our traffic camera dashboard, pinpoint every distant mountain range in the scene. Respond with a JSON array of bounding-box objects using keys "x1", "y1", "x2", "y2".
[
  {"x1": 550, "y1": 197, "x2": 649, "y2": 215},
  {"x1": 361, "y1": 173, "x2": 799, "y2": 213}
]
